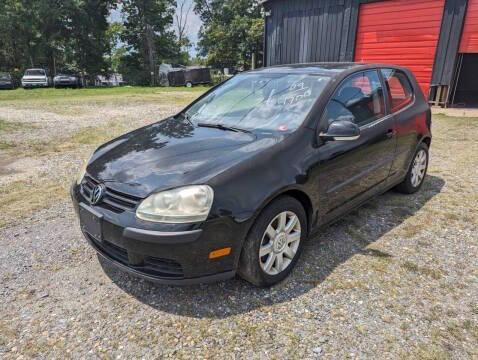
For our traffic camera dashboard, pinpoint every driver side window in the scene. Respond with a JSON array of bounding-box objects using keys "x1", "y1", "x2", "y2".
[{"x1": 324, "y1": 70, "x2": 385, "y2": 127}]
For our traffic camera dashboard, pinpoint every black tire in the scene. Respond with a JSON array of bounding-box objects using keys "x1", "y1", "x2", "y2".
[
  {"x1": 395, "y1": 142, "x2": 429, "y2": 194},
  {"x1": 238, "y1": 196, "x2": 307, "y2": 287},
  {"x1": 186, "y1": 82, "x2": 193, "y2": 88}
]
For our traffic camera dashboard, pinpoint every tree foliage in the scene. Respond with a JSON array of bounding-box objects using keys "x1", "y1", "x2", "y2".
[
  {"x1": 120, "y1": 0, "x2": 178, "y2": 85},
  {"x1": 194, "y1": 0, "x2": 264, "y2": 72},
  {"x1": 0, "y1": 0, "x2": 116, "y2": 79}
]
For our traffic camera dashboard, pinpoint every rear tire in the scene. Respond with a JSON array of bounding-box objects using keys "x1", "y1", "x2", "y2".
[
  {"x1": 238, "y1": 196, "x2": 307, "y2": 287},
  {"x1": 186, "y1": 82, "x2": 193, "y2": 88},
  {"x1": 395, "y1": 142, "x2": 429, "y2": 194}
]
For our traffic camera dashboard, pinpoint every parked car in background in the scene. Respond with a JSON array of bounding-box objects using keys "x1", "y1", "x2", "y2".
[
  {"x1": 54, "y1": 73, "x2": 82, "y2": 88},
  {"x1": 0, "y1": 72, "x2": 18, "y2": 89},
  {"x1": 21, "y1": 68, "x2": 52, "y2": 88},
  {"x1": 72, "y1": 63, "x2": 431, "y2": 287}
]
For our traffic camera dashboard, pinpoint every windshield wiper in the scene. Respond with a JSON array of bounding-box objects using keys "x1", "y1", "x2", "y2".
[{"x1": 197, "y1": 122, "x2": 251, "y2": 133}]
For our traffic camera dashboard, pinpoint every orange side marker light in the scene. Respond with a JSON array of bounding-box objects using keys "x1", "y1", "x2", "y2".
[{"x1": 209, "y1": 247, "x2": 231, "y2": 259}]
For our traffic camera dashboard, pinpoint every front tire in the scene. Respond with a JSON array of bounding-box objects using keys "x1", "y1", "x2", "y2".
[
  {"x1": 238, "y1": 196, "x2": 307, "y2": 287},
  {"x1": 395, "y1": 142, "x2": 429, "y2": 194}
]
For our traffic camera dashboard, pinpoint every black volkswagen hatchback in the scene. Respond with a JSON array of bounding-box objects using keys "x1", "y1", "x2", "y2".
[{"x1": 71, "y1": 63, "x2": 431, "y2": 287}]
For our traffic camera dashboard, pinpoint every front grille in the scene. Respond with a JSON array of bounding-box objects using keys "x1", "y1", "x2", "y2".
[
  {"x1": 143, "y1": 256, "x2": 184, "y2": 277},
  {"x1": 23, "y1": 79, "x2": 46, "y2": 83},
  {"x1": 86, "y1": 234, "x2": 184, "y2": 278},
  {"x1": 80, "y1": 175, "x2": 142, "y2": 212}
]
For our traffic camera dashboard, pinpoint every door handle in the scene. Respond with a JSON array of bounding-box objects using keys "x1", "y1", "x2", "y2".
[{"x1": 386, "y1": 129, "x2": 394, "y2": 139}]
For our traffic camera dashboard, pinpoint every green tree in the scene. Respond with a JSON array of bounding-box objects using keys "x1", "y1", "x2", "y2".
[
  {"x1": 64, "y1": 0, "x2": 117, "y2": 79},
  {"x1": 194, "y1": 0, "x2": 264, "y2": 72},
  {"x1": 0, "y1": 0, "x2": 115, "y2": 80},
  {"x1": 106, "y1": 22, "x2": 126, "y2": 72},
  {"x1": 120, "y1": 0, "x2": 178, "y2": 85}
]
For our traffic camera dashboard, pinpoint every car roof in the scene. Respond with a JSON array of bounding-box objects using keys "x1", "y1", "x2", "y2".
[{"x1": 246, "y1": 62, "x2": 407, "y2": 77}]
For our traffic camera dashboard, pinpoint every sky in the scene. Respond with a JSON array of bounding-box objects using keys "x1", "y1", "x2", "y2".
[{"x1": 109, "y1": 0, "x2": 202, "y2": 57}]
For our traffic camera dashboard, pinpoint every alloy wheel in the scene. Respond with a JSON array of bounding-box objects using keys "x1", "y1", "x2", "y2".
[
  {"x1": 259, "y1": 211, "x2": 301, "y2": 275},
  {"x1": 411, "y1": 149, "x2": 427, "y2": 187}
]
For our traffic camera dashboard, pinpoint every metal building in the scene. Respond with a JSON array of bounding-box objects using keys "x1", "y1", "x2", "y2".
[{"x1": 262, "y1": 0, "x2": 478, "y2": 107}]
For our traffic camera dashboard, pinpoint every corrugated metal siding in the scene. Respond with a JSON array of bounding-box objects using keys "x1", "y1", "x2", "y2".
[
  {"x1": 431, "y1": 0, "x2": 468, "y2": 87},
  {"x1": 459, "y1": 0, "x2": 478, "y2": 52},
  {"x1": 264, "y1": 0, "x2": 359, "y2": 66},
  {"x1": 354, "y1": 0, "x2": 445, "y2": 96}
]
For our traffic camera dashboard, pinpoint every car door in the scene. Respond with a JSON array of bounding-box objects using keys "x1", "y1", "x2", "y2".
[
  {"x1": 380, "y1": 68, "x2": 420, "y2": 180},
  {"x1": 316, "y1": 70, "x2": 397, "y2": 215}
]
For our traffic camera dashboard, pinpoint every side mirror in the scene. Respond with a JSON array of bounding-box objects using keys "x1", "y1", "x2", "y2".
[{"x1": 319, "y1": 120, "x2": 360, "y2": 141}]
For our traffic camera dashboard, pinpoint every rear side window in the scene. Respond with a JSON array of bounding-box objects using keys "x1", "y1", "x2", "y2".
[
  {"x1": 324, "y1": 70, "x2": 385, "y2": 127},
  {"x1": 381, "y1": 69, "x2": 414, "y2": 113}
]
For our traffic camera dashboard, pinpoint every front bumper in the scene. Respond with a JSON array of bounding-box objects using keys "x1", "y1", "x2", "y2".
[
  {"x1": 0, "y1": 82, "x2": 13, "y2": 89},
  {"x1": 22, "y1": 82, "x2": 48, "y2": 88},
  {"x1": 71, "y1": 183, "x2": 247, "y2": 285},
  {"x1": 54, "y1": 80, "x2": 78, "y2": 87}
]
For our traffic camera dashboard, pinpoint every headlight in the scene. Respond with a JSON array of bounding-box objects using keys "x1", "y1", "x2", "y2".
[{"x1": 136, "y1": 185, "x2": 214, "y2": 223}]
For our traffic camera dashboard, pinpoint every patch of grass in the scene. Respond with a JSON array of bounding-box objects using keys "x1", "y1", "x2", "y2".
[
  {"x1": 360, "y1": 247, "x2": 393, "y2": 258},
  {"x1": 19, "y1": 121, "x2": 128, "y2": 157},
  {"x1": 446, "y1": 321, "x2": 466, "y2": 342},
  {"x1": 400, "y1": 344, "x2": 452, "y2": 360},
  {"x1": 399, "y1": 222, "x2": 423, "y2": 238},
  {"x1": 401, "y1": 261, "x2": 445, "y2": 280},
  {"x1": 402, "y1": 260, "x2": 420, "y2": 272},
  {"x1": 425, "y1": 305, "x2": 443, "y2": 322},
  {"x1": 463, "y1": 320, "x2": 478, "y2": 341},
  {"x1": 325, "y1": 279, "x2": 366, "y2": 293},
  {"x1": 0, "y1": 321, "x2": 18, "y2": 340},
  {"x1": 0, "y1": 118, "x2": 27, "y2": 131},
  {"x1": 417, "y1": 238, "x2": 432, "y2": 248},
  {"x1": 53, "y1": 123, "x2": 124, "y2": 152},
  {"x1": 368, "y1": 258, "x2": 392, "y2": 274},
  {"x1": 0, "y1": 86, "x2": 208, "y2": 103},
  {"x1": 0, "y1": 178, "x2": 69, "y2": 228},
  {"x1": 0, "y1": 141, "x2": 16, "y2": 150},
  {"x1": 443, "y1": 212, "x2": 460, "y2": 222},
  {"x1": 470, "y1": 302, "x2": 478, "y2": 315}
]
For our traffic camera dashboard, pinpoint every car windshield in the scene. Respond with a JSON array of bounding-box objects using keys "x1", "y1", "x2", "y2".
[
  {"x1": 0, "y1": 73, "x2": 10, "y2": 80},
  {"x1": 25, "y1": 69, "x2": 45, "y2": 76},
  {"x1": 185, "y1": 73, "x2": 330, "y2": 132}
]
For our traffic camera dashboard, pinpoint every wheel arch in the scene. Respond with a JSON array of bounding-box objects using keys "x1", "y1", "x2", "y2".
[
  {"x1": 421, "y1": 136, "x2": 431, "y2": 149},
  {"x1": 244, "y1": 186, "x2": 315, "y2": 239},
  {"x1": 235, "y1": 186, "x2": 315, "y2": 276}
]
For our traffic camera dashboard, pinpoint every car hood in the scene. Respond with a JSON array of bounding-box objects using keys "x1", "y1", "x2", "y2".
[{"x1": 86, "y1": 117, "x2": 280, "y2": 197}]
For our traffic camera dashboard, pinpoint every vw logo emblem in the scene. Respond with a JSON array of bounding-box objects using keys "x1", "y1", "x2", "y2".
[{"x1": 90, "y1": 184, "x2": 106, "y2": 205}]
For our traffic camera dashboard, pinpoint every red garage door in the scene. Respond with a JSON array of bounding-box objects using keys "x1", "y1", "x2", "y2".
[
  {"x1": 354, "y1": 0, "x2": 445, "y2": 96},
  {"x1": 459, "y1": 0, "x2": 478, "y2": 53}
]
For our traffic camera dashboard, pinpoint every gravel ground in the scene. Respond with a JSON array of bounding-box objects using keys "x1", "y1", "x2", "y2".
[{"x1": 0, "y1": 90, "x2": 477, "y2": 359}]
